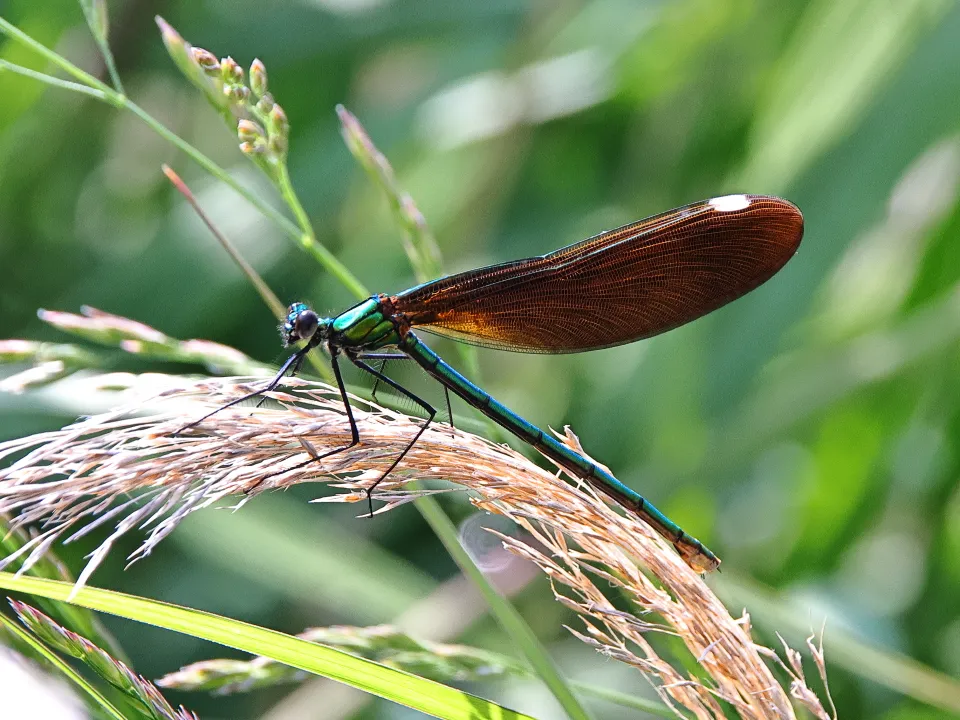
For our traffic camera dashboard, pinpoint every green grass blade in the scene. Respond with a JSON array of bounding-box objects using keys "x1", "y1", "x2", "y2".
[{"x1": 0, "y1": 573, "x2": 534, "y2": 720}]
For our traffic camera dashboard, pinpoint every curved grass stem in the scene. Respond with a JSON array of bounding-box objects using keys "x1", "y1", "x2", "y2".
[{"x1": 0, "y1": 17, "x2": 368, "y2": 302}]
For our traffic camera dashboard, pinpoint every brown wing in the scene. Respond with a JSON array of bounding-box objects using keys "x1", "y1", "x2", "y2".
[{"x1": 392, "y1": 195, "x2": 803, "y2": 353}]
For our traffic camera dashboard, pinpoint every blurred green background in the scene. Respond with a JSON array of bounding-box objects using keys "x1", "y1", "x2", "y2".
[{"x1": 2, "y1": 0, "x2": 960, "y2": 718}]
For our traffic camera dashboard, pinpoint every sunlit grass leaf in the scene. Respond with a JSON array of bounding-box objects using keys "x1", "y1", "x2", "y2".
[{"x1": 0, "y1": 573, "x2": 533, "y2": 720}]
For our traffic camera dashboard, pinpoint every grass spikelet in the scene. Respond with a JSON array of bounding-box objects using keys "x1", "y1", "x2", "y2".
[
  {"x1": 158, "y1": 624, "x2": 529, "y2": 695},
  {"x1": 0, "y1": 376, "x2": 834, "y2": 717},
  {"x1": 10, "y1": 600, "x2": 199, "y2": 720}
]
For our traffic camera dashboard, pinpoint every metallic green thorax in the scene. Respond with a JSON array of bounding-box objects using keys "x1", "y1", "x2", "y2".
[{"x1": 331, "y1": 297, "x2": 401, "y2": 350}]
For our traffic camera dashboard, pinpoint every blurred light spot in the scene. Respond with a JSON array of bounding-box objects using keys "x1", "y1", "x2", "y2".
[
  {"x1": 787, "y1": 583, "x2": 858, "y2": 635},
  {"x1": 890, "y1": 422, "x2": 945, "y2": 496},
  {"x1": 419, "y1": 73, "x2": 522, "y2": 148},
  {"x1": 170, "y1": 166, "x2": 283, "y2": 270},
  {"x1": 787, "y1": 582, "x2": 903, "y2": 651},
  {"x1": 74, "y1": 165, "x2": 161, "y2": 257},
  {"x1": 718, "y1": 443, "x2": 812, "y2": 569},
  {"x1": 518, "y1": 50, "x2": 613, "y2": 123},
  {"x1": 458, "y1": 512, "x2": 525, "y2": 574},
  {"x1": 497, "y1": 352, "x2": 574, "y2": 426},
  {"x1": 888, "y1": 135, "x2": 960, "y2": 228},
  {"x1": 819, "y1": 137, "x2": 960, "y2": 339},
  {"x1": 938, "y1": 617, "x2": 960, "y2": 678},
  {"x1": 846, "y1": 333, "x2": 903, "y2": 381},
  {"x1": 355, "y1": 45, "x2": 438, "y2": 110},
  {"x1": 418, "y1": 49, "x2": 612, "y2": 149},
  {"x1": 837, "y1": 530, "x2": 926, "y2": 617},
  {"x1": 102, "y1": 78, "x2": 184, "y2": 200},
  {"x1": 0, "y1": 648, "x2": 86, "y2": 720},
  {"x1": 586, "y1": 334, "x2": 649, "y2": 388},
  {"x1": 297, "y1": 0, "x2": 388, "y2": 13}
]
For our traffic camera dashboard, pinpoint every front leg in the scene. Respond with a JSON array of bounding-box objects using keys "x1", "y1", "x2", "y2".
[
  {"x1": 175, "y1": 345, "x2": 309, "y2": 436},
  {"x1": 244, "y1": 348, "x2": 360, "y2": 494}
]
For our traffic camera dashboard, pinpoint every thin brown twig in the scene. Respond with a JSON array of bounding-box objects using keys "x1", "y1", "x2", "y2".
[{"x1": 161, "y1": 165, "x2": 287, "y2": 321}]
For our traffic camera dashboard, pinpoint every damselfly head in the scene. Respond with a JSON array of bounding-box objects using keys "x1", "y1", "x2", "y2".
[{"x1": 280, "y1": 302, "x2": 323, "y2": 346}]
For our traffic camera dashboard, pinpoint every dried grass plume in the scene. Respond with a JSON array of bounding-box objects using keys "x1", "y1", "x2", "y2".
[{"x1": 0, "y1": 376, "x2": 834, "y2": 719}]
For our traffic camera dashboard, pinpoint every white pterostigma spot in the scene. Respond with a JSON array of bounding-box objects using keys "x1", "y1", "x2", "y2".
[{"x1": 708, "y1": 194, "x2": 751, "y2": 212}]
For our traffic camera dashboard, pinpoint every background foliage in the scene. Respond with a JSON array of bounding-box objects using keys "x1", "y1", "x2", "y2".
[{"x1": 1, "y1": 0, "x2": 959, "y2": 718}]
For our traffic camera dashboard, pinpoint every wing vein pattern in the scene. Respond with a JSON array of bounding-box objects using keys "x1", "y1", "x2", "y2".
[{"x1": 393, "y1": 195, "x2": 804, "y2": 354}]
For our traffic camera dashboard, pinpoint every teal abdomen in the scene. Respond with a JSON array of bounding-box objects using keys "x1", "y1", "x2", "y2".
[{"x1": 332, "y1": 297, "x2": 401, "y2": 350}]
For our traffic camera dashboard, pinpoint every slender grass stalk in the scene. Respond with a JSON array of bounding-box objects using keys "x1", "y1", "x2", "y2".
[
  {"x1": 0, "y1": 16, "x2": 115, "y2": 96},
  {"x1": 77, "y1": 0, "x2": 124, "y2": 93},
  {"x1": 0, "y1": 58, "x2": 110, "y2": 99}
]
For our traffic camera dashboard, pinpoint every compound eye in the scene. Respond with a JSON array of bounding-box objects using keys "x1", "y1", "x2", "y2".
[{"x1": 295, "y1": 309, "x2": 319, "y2": 340}]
